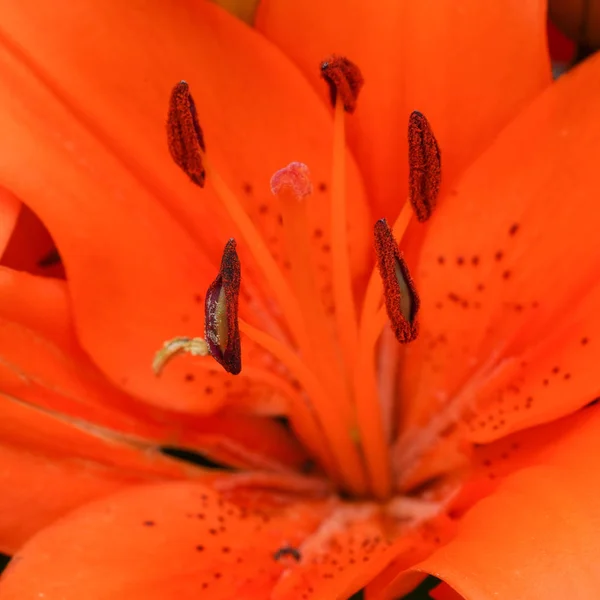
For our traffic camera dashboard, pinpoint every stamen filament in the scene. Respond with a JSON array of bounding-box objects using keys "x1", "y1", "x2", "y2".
[
  {"x1": 393, "y1": 352, "x2": 517, "y2": 488},
  {"x1": 239, "y1": 318, "x2": 368, "y2": 496},
  {"x1": 203, "y1": 158, "x2": 311, "y2": 354},
  {"x1": 331, "y1": 99, "x2": 359, "y2": 371},
  {"x1": 353, "y1": 305, "x2": 392, "y2": 500},
  {"x1": 352, "y1": 202, "x2": 413, "y2": 499},
  {"x1": 377, "y1": 325, "x2": 400, "y2": 442}
]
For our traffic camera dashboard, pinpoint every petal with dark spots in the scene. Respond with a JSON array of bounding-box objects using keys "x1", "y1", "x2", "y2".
[
  {"x1": 0, "y1": 482, "x2": 331, "y2": 599},
  {"x1": 414, "y1": 406, "x2": 600, "y2": 599},
  {"x1": 399, "y1": 50, "x2": 600, "y2": 445}
]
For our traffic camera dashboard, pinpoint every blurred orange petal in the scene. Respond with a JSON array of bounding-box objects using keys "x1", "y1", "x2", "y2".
[{"x1": 256, "y1": 0, "x2": 550, "y2": 216}]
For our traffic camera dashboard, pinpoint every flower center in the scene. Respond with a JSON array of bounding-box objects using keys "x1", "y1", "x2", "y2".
[{"x1": 157, "y1": 61, "x2": 441, "y2": 501}]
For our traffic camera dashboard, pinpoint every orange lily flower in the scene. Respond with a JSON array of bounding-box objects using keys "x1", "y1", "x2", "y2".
[{"x1": 0, "y1": 1, "x2": 600, "y2": 598}]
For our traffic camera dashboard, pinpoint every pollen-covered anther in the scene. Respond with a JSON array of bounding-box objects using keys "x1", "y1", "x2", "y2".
[
  {"x1": 270, "y1": 162, "x2": 313, "y2": 200},
  {"x1": 167, "y1": 80, "x2": 206, "y2": 187},
  {"x1": 204, "y1": 238, "x2": 242, "y2": 375},
  {"x1": 408, "y1": 111, "x2": 441, "y2": 222},
  {"x1": 373, "y1": 219, "x2": 420, "y2": 343},
  {"x1": 320, "y1": 55, "x2": 364, "y2": 113},
  {"x1": 152, "y1": 336, "x2": 209, "y2": 376}
]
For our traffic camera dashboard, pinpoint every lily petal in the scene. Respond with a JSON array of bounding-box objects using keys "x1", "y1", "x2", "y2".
[
  {"x1": 380, "y1": 407, "x2": 600, "y2": 599},
  {"x1": 399, "y1": 50, "x2": 600, "y2": 445},
  {"x1": 0, "y1": 36, "x2": 293, "y2": 420},
  {"x1": 0, "y1": 36, "x2": 222, "y2": 413},
  {"x1": 0, "y1": 266, "x2": 73, "y2": 348},
  {"x1": 271, "y1": 505, "x2": 401, "y2": 599},
  {"x1": 0, "y1": 475, "x2": 455, "y2": 600},
  {"x1": 0, "y1": 266, "x2": 308, "y2": 472},
  {"x1": 466, "y1": 282, "x2": 600, "y2": 443},
  {"x1": 0, "y1": 482, "x2": 331, "y2": 599},
  {"x1": 0, "y1": 0, "x2": 371, "y2": 362},
  {"x1": 413, "y1": 405, "x2": 600, "y2": 599},
  {"x1": 0, "y1": 443, "x2": 162, "y2": 555},
  {"x1": 0, "y1": 392, "x2": 211, "y2": 554},
  {"x1": 256, "y1": 0, "x2": 550, "y2": 216}
]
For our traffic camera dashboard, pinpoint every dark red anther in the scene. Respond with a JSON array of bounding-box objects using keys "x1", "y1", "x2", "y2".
[
  {"x1": 320, "y1": 55, "x2": 364, "y2": 114},
  {"x1": 204, "y1": 239, "x2": 241, "y2": 374},
  {"x1": 167, "y1": 81, "x2": 206, "y2": 187},
  {"x1": 408, "y1": 111, "x2": 441, "y2": 222},
  {"x1": 373, "y1": 219, "x2": 420, "y2": 343}
]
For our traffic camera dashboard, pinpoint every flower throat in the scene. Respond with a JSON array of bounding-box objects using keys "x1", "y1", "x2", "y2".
[{"x1": 155, "y1": 57, "x2": 441, "y2": 501}]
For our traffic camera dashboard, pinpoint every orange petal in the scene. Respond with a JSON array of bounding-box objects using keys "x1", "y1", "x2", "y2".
[
  {"x1": 0, "y1": 443, "x2": 152, "y2": 555},
  {"x1": 0, "y1": 0, "x2": 371, "y2": 366},
  {"x1": 0, "y1": 265, "x2": 73, "y2": 347},
  {"x1": 0, "y1": 186, "x2": 20, "y2": 258},
  {"x1": 412, "y1": 405, "x2": 600, "y2": 599},
  {"x1": 256, "y1": 0, "x2": 551, "y2": 217},
  {"x1": 0, "y1": 36, "x2": 223, "y2": 414},
  {"x1": 0, "y1": 39, "x2": 286, "y2": 420},
  {"x1": 398, "y1": 50, "x2": 600, "y2": 447},
  {"x1": 0, "y1": 312, "x2": 164, "y2": 438},
  {"x1": 273, "y1": 499, "x2": 458, "y2": 599},
  {"x1": 0, "y1": 477, "x2": 455, "y2": 600},
  {"x1": 0, "y1": 482, "x2": 331, "y2": 599},
  {"x1": 466, "y1": 281, "x2": 600, "y2": 443},
  {"x1": 0, "y1": 391, "x2": 212, "y2": 554},
  {"x1": 0, "y1": 267, "x2": 307, "y2": 472},
  {"x1": 363, "y1": 510, "x2": 458, "y2": 600},
  {"x1": 272, "y1": 506, "x2": 397, "y2": 599},
  {"x1": 449, "y1": 402, "x2": 600, "y2": 516},
  {"x1": 383, "y1": 409, "x2": 600, "y2": 598}
]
